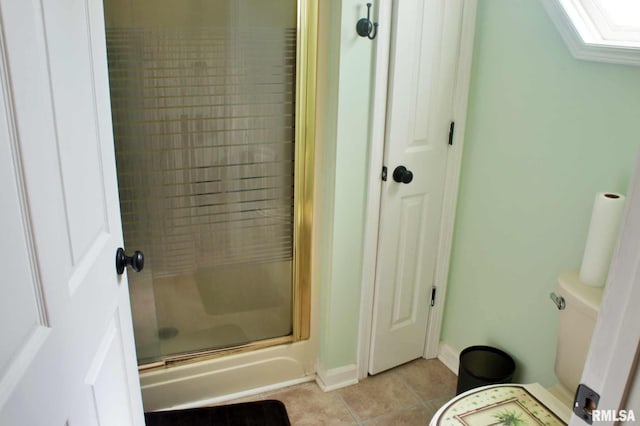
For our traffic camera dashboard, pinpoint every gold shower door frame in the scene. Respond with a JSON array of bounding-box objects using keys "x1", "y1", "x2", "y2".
[{"x1": 138, "y1": 0, "x2": 317, "y2": 370}]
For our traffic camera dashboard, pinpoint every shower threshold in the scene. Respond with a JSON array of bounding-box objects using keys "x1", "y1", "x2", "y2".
[{"x1": 137, "y1": 335, "x2": 294, "y2": 372}]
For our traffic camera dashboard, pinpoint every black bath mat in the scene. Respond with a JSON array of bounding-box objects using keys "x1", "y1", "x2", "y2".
[{"x1": 144, "y1": 400, "x2": 291, "y2": 426}]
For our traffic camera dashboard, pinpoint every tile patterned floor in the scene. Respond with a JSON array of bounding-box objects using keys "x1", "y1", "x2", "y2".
[{"x1": 222, "y1": 358, "x2": 457, "y2": 425}]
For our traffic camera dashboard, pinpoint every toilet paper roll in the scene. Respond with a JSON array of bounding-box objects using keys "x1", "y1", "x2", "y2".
[{"x1": 579, "y1": 192, "x2": 626, "y2": 287}]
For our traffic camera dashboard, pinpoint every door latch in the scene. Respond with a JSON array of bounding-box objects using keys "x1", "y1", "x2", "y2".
[{"x1": 574, "y1": 383, "x2": 600, "y2": 425}]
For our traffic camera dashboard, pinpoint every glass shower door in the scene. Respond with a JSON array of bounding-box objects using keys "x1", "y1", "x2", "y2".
[{"x1": 104, "y1": 0, "x2": 297, "y2": 365}]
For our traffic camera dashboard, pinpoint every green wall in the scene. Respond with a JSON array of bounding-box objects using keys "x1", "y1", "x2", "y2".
[
  {"x1": 442, "y1": 0, "x2": 640, "y2": 385},
  {"x1": 315, "y1": 0, "x2": 374, "y2": 369}
]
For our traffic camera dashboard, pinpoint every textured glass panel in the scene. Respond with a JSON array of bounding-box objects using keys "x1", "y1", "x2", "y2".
[{"x1": 104, "y1": 0, "x2": 296, "y2": 364}]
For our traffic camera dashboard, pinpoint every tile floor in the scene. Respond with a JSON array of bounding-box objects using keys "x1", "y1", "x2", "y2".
[{"x1": 222, "y1": 358, "x2": 457, "y2": 425}]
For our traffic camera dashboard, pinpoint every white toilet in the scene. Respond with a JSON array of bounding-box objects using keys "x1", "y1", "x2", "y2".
[{"x1": 430, "y1": 270, "x2": 603, "y2": 425}]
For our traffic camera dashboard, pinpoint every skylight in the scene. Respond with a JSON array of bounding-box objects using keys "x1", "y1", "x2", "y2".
[
  {"x1": 595, "y1": 0, "x2": 640, "y2": 30},
  {"x1": 542, "y1": 0, "x2": 640, "y2": 66}
]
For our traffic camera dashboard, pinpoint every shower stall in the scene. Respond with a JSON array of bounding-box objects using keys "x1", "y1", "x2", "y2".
[{"x1": 103, "y1": 0, "x2": 314, "y2": 373}]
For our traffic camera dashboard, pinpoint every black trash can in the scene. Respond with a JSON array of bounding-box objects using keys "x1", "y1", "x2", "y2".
[{"x1": 456, "y1": 345, "x2": 515, "y2": 395}]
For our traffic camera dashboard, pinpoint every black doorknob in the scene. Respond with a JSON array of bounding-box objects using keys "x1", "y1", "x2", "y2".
[
  {"x1": 393, "y1": 166, "x2": 413, "y2": 184},
  {"x1": 115, "y1": 247, "x2": 144, "y2": 275}
]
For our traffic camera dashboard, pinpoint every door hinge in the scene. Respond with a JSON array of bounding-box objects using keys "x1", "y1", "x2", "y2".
[
  {"x1": 448, "y1": 121, "x2": 455, "y2": 145},
  {"x1": 382, "y1": 166, "x2": 388, "y2": 181},
  {"x1": 430, "y1": 286, "x2": 437, "y2": 307}
]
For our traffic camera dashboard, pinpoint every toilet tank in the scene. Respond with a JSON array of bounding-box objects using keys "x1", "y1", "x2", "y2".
[{"x1": 554, "y1": 270, "x2": 604, "y2": 395}]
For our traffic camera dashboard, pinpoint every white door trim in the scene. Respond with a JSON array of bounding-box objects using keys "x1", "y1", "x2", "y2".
[
  {"x1": 423, "y1": 0, "x2": 478, "y2": 359},
  {"x1": 357, "y1": 0, "x2": 393, "y2": 381},
  {"x1": 357, "y1": 0, "x2": 478, "y2": 379}
]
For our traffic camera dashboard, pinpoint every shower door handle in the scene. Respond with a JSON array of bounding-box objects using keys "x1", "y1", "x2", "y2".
[{"x1": 115, "y1": 247, "x2": 144, "y2": 275}]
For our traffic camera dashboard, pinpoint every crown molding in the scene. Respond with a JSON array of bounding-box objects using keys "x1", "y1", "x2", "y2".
[{"x1": 540, "y1": 0, "x2": 640, "y2": 67}]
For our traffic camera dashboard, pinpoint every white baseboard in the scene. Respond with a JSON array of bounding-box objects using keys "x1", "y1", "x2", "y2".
[
  {"x1": 315, "y1": 362, "x2": 359, "y2": 392},
  {"x1": 438, "y1": 342, "x2": 460, "y2": 375}
]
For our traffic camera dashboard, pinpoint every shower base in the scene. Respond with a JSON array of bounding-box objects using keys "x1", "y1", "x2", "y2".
[
  {"x1": 139, "y1": 338, "x2": 315, "y2": 411},
  {"x1": 130, "y1": 260, "x2": 292, "y2": 365}
]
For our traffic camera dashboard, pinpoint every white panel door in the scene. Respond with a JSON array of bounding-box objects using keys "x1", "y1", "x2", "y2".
[
  {"x1": 0, "y1": 1, "x2": 144, "y2": 425},
  {"x1": 369, "y1": 0, "x2": 464, "y2": 374}
]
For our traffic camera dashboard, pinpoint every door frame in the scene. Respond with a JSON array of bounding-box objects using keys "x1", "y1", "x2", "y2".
[{"x1": 357, "y1": 0, "x2": 478, "y2": 379}]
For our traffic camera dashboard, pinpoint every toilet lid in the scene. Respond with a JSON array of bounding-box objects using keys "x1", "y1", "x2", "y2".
[{"x1": 434, "y1": 385, "x2": 566, "y2": 426}]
